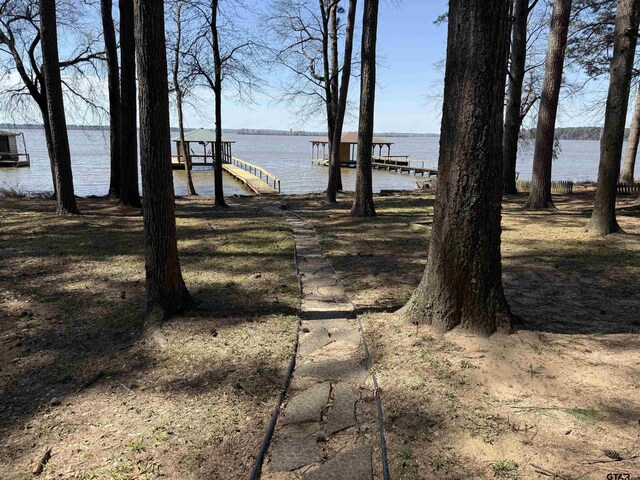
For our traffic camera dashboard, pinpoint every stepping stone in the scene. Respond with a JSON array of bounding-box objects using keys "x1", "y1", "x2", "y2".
[
  {"x1": 303, "y1": 445, "x2": 373, "y2": 480},
  {"x1": 282, "y1": 382, "x2": 330, "y2": 425},
  {"x1": 301, "y1": 300, "x2": 356, "y2": 320},
  {"x1": 300, "y1": 327, "x2": 333, "y2": 356},
  {"x1": 325, "y1": 384, "x2": 358, "y2": 435},
  {"x1": 296, "y1": 359, "x2": 367, "y2": 384},
  {"x1": 269, "y1": 435, "x2": 324, "y2": 471}
]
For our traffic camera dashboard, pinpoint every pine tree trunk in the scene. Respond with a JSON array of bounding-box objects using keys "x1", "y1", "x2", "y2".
[
  {"x1": 102, "y1": 0, "x2": 122, "y2": 198},
  {"x1": 351, "y1": 0, "x2": 377, "y2": 217},
  {"x1": 503, "y1": 0, "x2": 528, "y2": 195},
  {"x1": 620, "y1": 86, "x2": 640, "y2": 185},
  {"x1": 327, "y1": 0, "x2": 356, "y2": 202},
  {"x1": 119, "y1": 0, "x2": 142, "y2": 208},
  {"x1": 523, "y1": 0, "x2": 571, "y2": 210},
  {"x1": 399, "y1": 0, "x2": 512, "y2": 335},
  {"x1": 211, "y1": 0, "x2": 227, "y2": 208},
  {"x1": 172, "y1": 1, "x2": 196, "y2": 196},
  {"x1": 39, "y1": 0, "x2": 79, "y2": 215},
  {"x1": 586, "y1": 0, "x2": 638, "y2": 236},
  {"x1": 134, "y1": 0, "x2": 190, "y2": 318}
]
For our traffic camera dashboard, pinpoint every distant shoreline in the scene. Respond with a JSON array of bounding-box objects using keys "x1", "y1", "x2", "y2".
[{"x1": 0, "y1": 124, "x2": 439, "y2": 138}]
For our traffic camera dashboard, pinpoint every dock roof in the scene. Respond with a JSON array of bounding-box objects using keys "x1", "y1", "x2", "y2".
[
  {"x1": 172, "y1": 128, "x2": 235, "y2": 143},
  {"x1": 310, "y1": 132, "x2": 394, "y2": 145}
]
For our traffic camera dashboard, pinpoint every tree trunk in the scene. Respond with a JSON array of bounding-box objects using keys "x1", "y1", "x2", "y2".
[
  {"x1": 119, "y1": 0, "x2": 142, "y2": 208},
  {"x1": 351, "y1": 0, "x2": 377, "y2": 217},
  {"x1": 399, "y1": 0, "x2": 512, "y2": 335},
  {"x1": 326, "y1": 3, "x2": 343, "y2": 201},
  {"x1": 102, "y1": 0, "x2": 121, "y2": 198},
  {"x1": 319, "y1": 0, "x2": 335, "y2": 189},
  {"x1": 503, "y1": 0, "x2": 529, "y2": 195},
  {"x1": 620, "y1": 86, "x2": 640, "y2": 185},
  {"x1": 39, "y1": 0, "x2": 79, "y2": 215},
  {"x1": 134, "y1": 0, "x2": 191, "y2": 318},
  {"x1": 327, "y1": 0, "x2": 356, "y2": 202},
  {"x1": 173, "y1": 0, "x2": 196, "y2": 196},
  {"x1": 523, "y1": 0, "x2": 572, "y2": 210},
  {"x1": 586, "y1": 0, "x2": 638, "y2": 236},
  {"x1": 211, "y1": 0, "x2": 227, "y2": 208}
]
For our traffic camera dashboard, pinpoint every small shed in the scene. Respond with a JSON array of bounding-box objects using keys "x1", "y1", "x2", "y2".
[
  {"x1": 0, "y1": 130, "x2": 30, "y2": 167},
  {"x1": 310, "y1": 132, "x2": 394, "y2": 166},
  {"x1": 171, "y1": 128, "x2": 235, "y2": 170}
]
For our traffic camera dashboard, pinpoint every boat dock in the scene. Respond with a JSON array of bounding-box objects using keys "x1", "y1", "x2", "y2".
[
  {"x1": 223, "y1": 157, "x2": 280, "y2": 195},
  {"x1": 171, "y1": 128, "x2": 280, "y2": 195},
  {"x1": 0, "y1": 130, "x2": 30, "y2": 168},
  {"x1": 371, "y1": 156, "x2": 438, "y2": 177}
]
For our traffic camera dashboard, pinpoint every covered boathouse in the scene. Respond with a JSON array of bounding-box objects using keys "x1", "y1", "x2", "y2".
[
  {"x1": 310, "y1": 132, "x2": 394, "y2": 167},
  {"x1": 0, "y1": 130, "x2": 30, "y2": 168}
]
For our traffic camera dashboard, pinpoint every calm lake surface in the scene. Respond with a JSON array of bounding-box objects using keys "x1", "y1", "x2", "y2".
[{"x1": 0, "y1": 127, "x2": 637, "y2": 197}]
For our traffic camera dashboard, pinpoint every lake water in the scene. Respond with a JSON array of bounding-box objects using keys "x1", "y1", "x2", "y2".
[{"x1": 0, "y1": 127, "x2": 637, "y2": 197}]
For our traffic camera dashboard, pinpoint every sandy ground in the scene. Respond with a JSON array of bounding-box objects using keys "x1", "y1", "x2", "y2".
[
  {"x1": 288, "y1": 190, "x2": 640, "y2": 480},
  {"x1": 1, "y1": 190, "x2": 639, "y2": 479},
  {"x1": 0, "y1": 196, "x2": 298, "y2": 479}
]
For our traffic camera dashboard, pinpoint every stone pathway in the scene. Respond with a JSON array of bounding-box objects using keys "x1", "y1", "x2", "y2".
[{"x1": 261, "y1": 208, "x2": 384, "y2": 480}]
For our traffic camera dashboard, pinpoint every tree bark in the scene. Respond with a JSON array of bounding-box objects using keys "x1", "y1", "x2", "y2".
[
  {"x1": 172, "y1": 0, "x2": 197, "y2": 196},
  {"x1": 39, "y1": 0, "x2": 79, "y2": 215},
  {"x1": 586, "y1": 0, "x2": 639, "y2": 236},
  {"x1": 327, "y1": 0, "x2": 356, "y2": 202},
  {"x1": 620, "y1": 86, "x2": 640, "y2": 184},
  {"x1": 211, "y1": 0, "x2": 227, "y2": 208},
  {"x1": 119, "y1": 0, "x2": 142, "y2": 208},
  {"x1": 326, "y1": 2, "x2": 343, "y2": 201},
  {"x1": 102, "y1": 0, "x2": 122, "y2": 198},
  {"x1": 134, "y1": 0, "x2": 191, "y2": 318},
  {"x1": 503, "y1": 0, "x2": 529, "y2": 195},
  {"x1": 399, "y1": 0, "x2": 512, "y2": 335},
  {"x1": 523, "y1": 0, "x2": 572, "y2": 209},
  {"x1": 351, "y1": 0, "x2": 377, "y2": 217},
  {"x1": 319, "y1": 0, "x2": 335, "y2": 185}
]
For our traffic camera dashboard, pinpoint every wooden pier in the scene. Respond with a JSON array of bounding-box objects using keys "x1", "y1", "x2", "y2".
[
  {"x1": 223, "y1": 157, "x2": 280, "y2": 195},
  {"x1": 171, "y1": 128, "x2": 280, "y2": 195},
  {"x1": 371, "y1": 156, "x2": 438, "y2": 177}
]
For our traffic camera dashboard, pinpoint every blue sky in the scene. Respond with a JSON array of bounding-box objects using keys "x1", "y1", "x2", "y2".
[{"x1": 181, "y1": 0, "x2": 451, "y2": 133}]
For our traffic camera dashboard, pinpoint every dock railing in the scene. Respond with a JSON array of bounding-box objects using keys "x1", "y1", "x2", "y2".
[{"x1": 231, "y1": 157, "x2": 281, "y2": 193}]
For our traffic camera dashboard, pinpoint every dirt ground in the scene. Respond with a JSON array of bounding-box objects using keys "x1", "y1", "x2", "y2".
[
  {"x1": 0, "y1": 196, "x2": 299, "y2": 479},
  {"x1": 1, "y1": 189, "x2": 639, "y2": 480},
  {"x1": 288, "y1": 190, "x2": 640, "y2": 480}
]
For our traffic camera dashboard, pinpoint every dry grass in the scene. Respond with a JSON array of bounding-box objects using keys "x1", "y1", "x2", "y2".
[
  {"x1": 0, "y1": 196, "x2": 298, "y2": 479},
  {"x1": 289, "y1": 190, "x2": 640, "y2": 479}
]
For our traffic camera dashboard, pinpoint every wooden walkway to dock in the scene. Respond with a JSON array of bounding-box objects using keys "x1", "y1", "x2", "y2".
[{"x1": 222, "y1": 157, "x2": 280, "y2": 195}]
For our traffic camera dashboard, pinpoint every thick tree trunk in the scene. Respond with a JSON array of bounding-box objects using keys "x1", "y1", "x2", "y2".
[
  {"x1": 503, "y1": 0, "x2": 529, "y2": 195},
  {"x1": 102, "y1": 0, "x2": 121, "y2": 198},
  {"x1": 586, "y1": 0, "x2": 638, "y2": 236},
  {"x1": 620, "y1": 86, "x2": 640, "y2": 185},
  {"x1": 327, "y1": 0, "x2": 356, "y2": 202},
  {"x1": 523, "y1": 0, "x2": 572, "y2": 210},
  {"x1": 399, "y1": 0, "x2": 512, "y2": 335},
  {"x1": 119, "y1": 0, "x2": 142, "y2": 208},
  {"x1": 351, "y1": 0, "x2": 377, "y2": 217},
  {"x1": 211, "y1": 0, "x2": 227, "y2": 208},
  {"x1": 39, "y1": 0, "x2": 79, "y2": 215},
  {"x1": 172, "y1": 1, "x2": 196, "y2": 196},
  {"x1": 134, "y1": 0, "x2": 190, "y2": 318}
]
